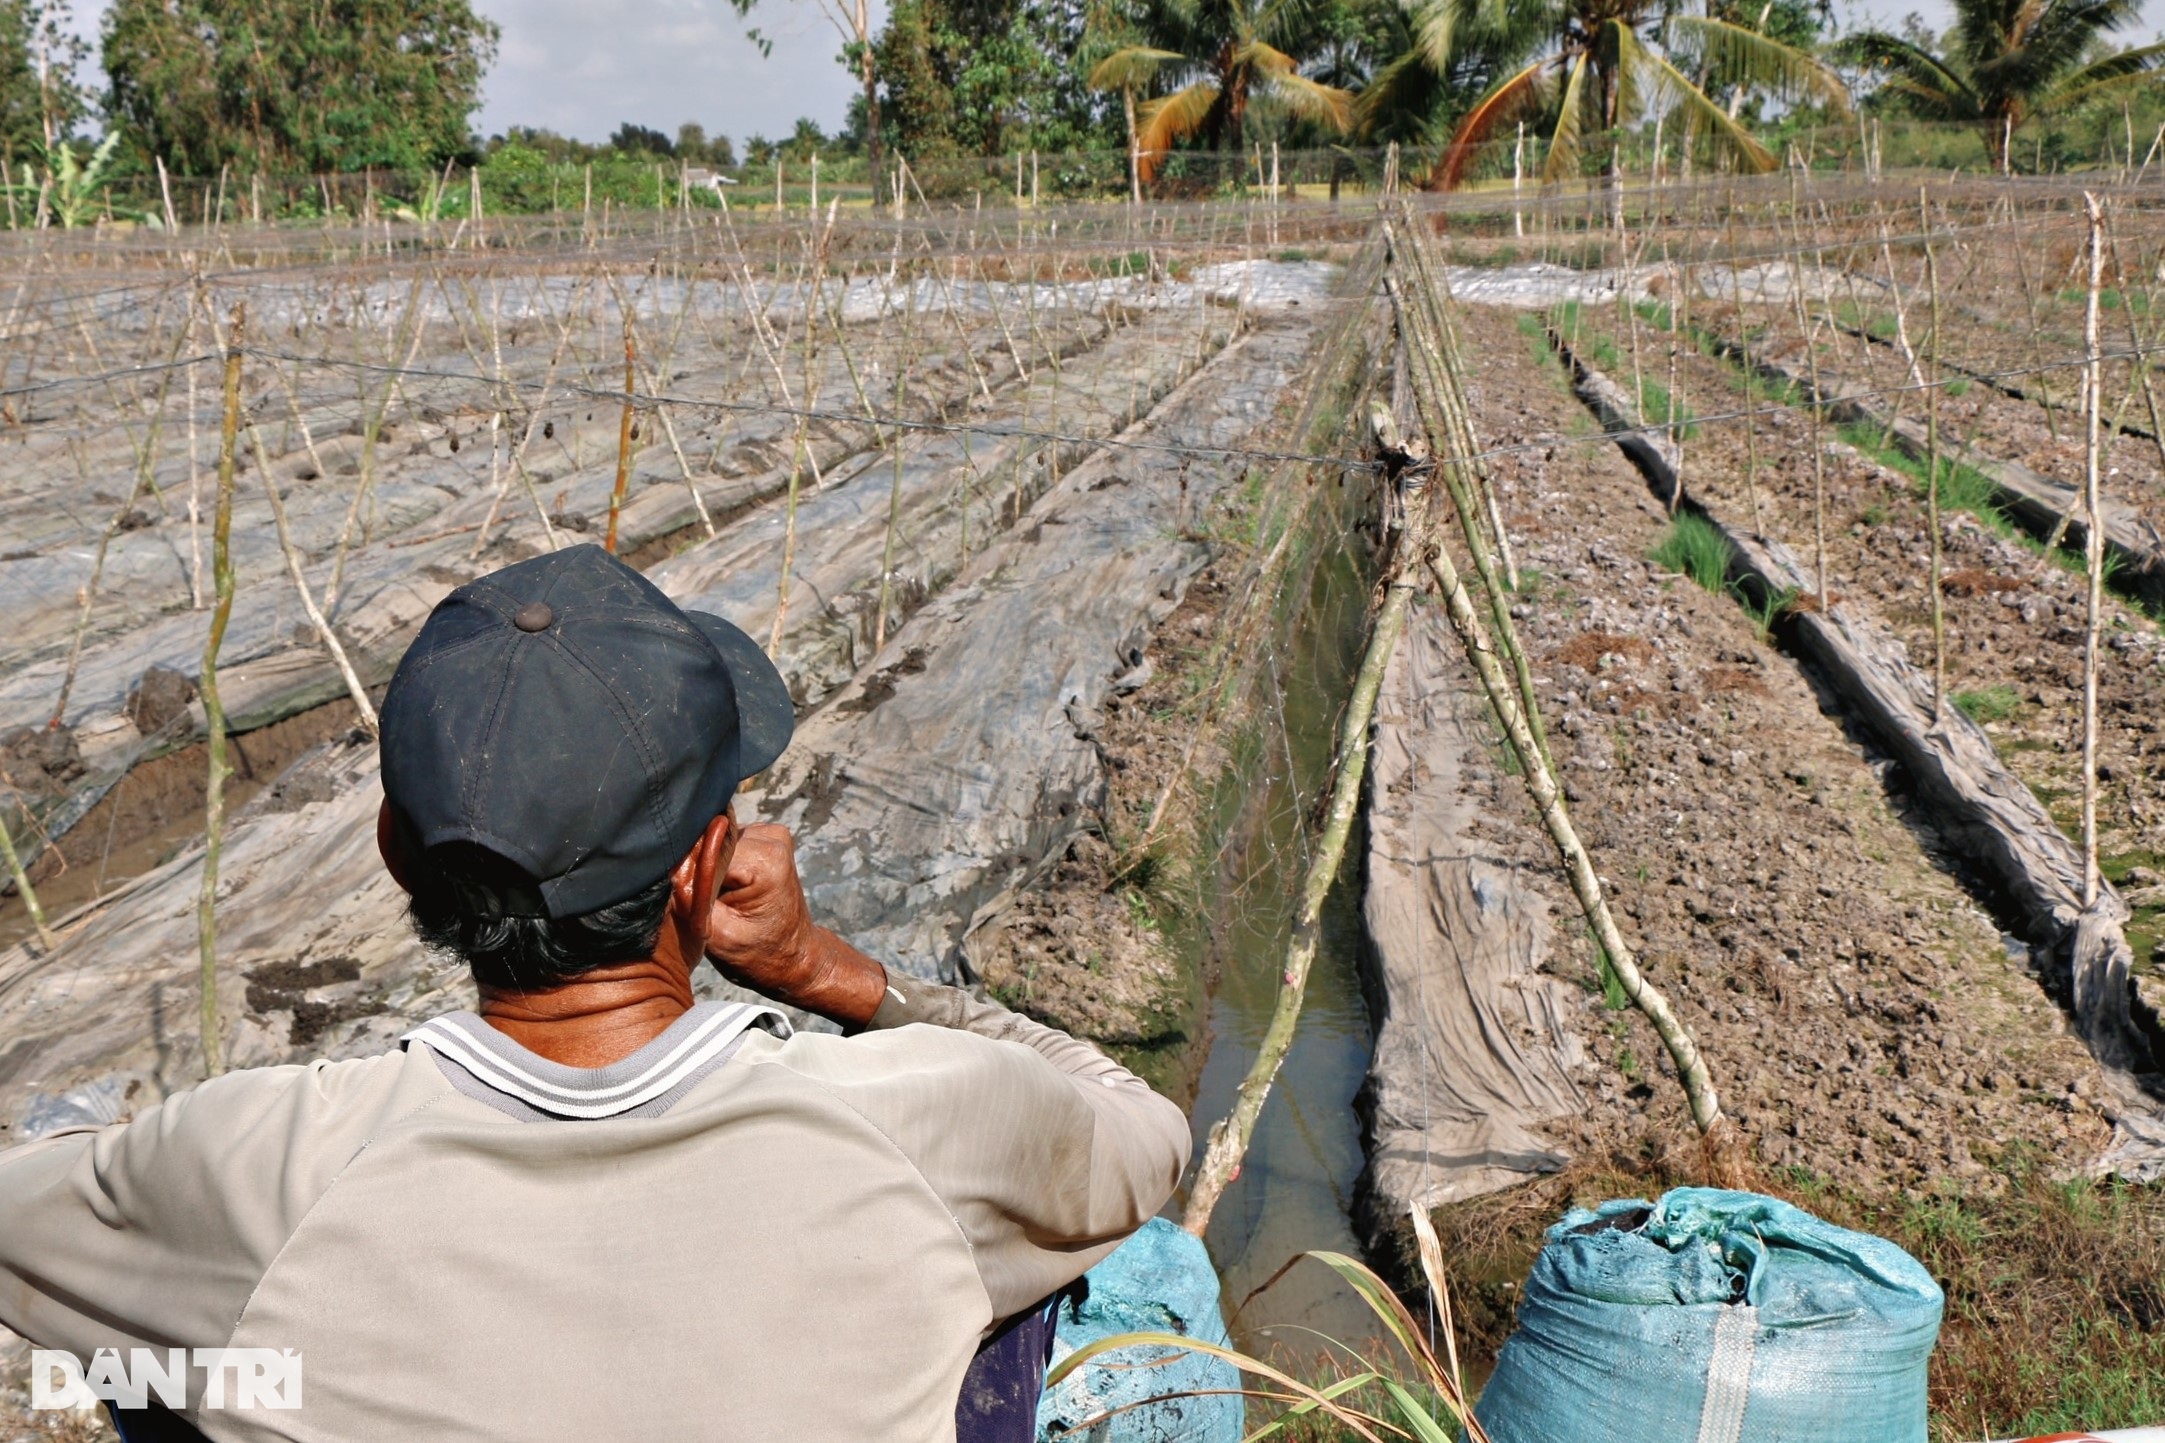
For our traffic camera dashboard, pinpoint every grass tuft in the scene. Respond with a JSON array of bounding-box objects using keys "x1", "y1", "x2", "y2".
[
  {"x1": 1952, "y1": 684, "x2": 2022, "y2": 724},
  {"x1": 1650, "y1": 513, "x2": 1730, "y2": 593},
  {"x1": 1740, "y1": 584, "x2": 1798, "y2": 643}
]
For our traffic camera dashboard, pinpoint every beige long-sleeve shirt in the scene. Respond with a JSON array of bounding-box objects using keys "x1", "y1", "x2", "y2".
[{"x1": 0, "y1": 981, "x2": 1191, "y2": 1442}]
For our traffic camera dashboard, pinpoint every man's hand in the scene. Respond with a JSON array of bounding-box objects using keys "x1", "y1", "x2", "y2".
[{"x1": 705, "y1": 823, "x2": 888, "y2": 1028}]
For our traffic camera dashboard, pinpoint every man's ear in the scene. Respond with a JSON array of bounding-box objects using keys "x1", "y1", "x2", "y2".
[
  {"x1": 668, "y1": 812, "x2": 736, "y2": 964},
  {"x1": 377, "y1": 800, "x2": 418, "y2": 895}
]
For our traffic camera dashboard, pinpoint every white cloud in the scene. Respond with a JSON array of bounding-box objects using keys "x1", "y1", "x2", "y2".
[{"x1": 472, "y1": 0, "x2": 878, "y2": 144}]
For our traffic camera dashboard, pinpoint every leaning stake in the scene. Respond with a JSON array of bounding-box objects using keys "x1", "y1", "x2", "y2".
[{"x1": 198, "y1": 304, "x2": 244, "y2": 1080}]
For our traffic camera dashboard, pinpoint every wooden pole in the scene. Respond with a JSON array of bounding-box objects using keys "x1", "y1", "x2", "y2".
[
  {"x1": 156, "y1": 155, "x2": 177, "y2": 233},
  {"x1": 198, "y1": 304, "x2": 245, "y2": 1080},
  {"x1": 875, "y1": 280, "x2": 917, "y2": 652}
]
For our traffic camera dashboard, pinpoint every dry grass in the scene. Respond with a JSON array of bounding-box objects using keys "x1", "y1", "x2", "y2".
[
  {"x1": 1940, "y1": 567, "x2": 2025, "y2": 598},
  {"x1": 1548, "y1": 630, "x2": 1655, "y2": 671}
]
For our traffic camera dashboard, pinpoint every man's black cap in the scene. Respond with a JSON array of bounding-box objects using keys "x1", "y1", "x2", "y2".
[{"x1": 380, "y1": 544, "x2": 793, "y2": 919}]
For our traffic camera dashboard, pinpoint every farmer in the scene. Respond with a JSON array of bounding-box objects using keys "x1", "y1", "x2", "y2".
[{"x1": 0, "y1": 544, "x2": 1191, "y2": 1442}]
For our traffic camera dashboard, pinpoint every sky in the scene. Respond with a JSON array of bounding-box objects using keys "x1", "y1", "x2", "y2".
[{"x1": 57, "y1": 0, "x2": 2162, "y2": 152}]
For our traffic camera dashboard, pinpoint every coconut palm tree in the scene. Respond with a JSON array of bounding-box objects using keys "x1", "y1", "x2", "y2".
[
  {"x1": 1839, "y1": 0, "x2": 2165, "y2": 171},
  {"x1": 1352, "y1": 0, "x2": 1554, "y2": 144},
  {"x1": 1389, "y1": 0, "x2": 1846, "y2": 188},
  {"x1": 1088, "y1": 0, "x2": 1354, "y2": 182}
]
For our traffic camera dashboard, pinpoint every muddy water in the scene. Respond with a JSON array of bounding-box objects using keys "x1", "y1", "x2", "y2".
[{"x1": 1177, "y1": 535, "x2": 1382, "y2": 1355}]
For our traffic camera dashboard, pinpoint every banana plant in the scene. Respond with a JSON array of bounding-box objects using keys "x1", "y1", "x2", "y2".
[{"x1": 6, "y1": 131, "x2": 129, "y2": 229}]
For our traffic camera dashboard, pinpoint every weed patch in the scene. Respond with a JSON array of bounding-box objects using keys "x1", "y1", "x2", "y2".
[
  {"x1": 1952, "y1": 684, "x2": 2023, "y2": 723},
  {"x1": 1649, "y1": 513, "x2": 1731, "y2": 593}
]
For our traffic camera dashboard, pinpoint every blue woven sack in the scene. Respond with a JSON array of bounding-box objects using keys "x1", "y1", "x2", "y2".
[
  {"x1": 1474, "y1": 1188, "x2": 1943, "y2": 1443},
  {"x1": 1038, "y1": 1217, "x2": 1243, "y2": 1443}
]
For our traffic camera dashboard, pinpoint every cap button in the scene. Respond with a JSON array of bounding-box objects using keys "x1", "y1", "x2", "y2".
[{"x1": 513, "y1": 602, "x2": 555, "y2": 633}]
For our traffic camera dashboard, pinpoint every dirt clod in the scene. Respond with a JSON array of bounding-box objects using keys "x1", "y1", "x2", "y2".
[
  {"x1": 124, "y1": 666, "x2": 198, "y2": 736},
  {"x1": 0, "y1": 725, "x2": 83, "y2": 797}
]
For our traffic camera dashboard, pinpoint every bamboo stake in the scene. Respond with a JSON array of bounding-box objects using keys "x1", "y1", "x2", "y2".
[
  {"x1": 606, "y1": 314, "x2": 637, "y2": 554},
  {"x1": 1406, "y1": 248, "x2": 1720, "y2": 1137},
  {"x1": 0, "y1": 802, "x2": 51, "y2": 949},
  {"x1": 1670, "y1": 246, "x2": 1688, "y2": 508},
  {"x1": 1389, "y1": 226, "x2": 1543, "y2": 761},
  {"x1": 874, "y1": 280, "x2": 918, "y2": 652},
  {"x1": 1728, "y1": 209, "x2": 1765, "y2": 533},
  {"x1": 1921, "y1": 192, "x2": 1946, "y2": 723},
  {"x1": 184, "y1": 292, "x2": 205, "y2": 608},
  {"x1": 48, "y1": 440, "x2": 143, "y2": 731},
  {"x1": 198, "y1": 305, "x2": 244, "y2": 1081},
  {"x1": 771, "y1": 203, "x2": 839, "y2": 654},
  {"x1": 2013, "y1": 231, "x2": 2062, "y2": 442},
  {"x1": 247, "y1": 425, "x2": 380, "y2": 734},
  {"x1": 1424, "y1": 526, "x2": 1721, "y2": 1133},
  {"x1": 1787, "y1": 275, "x2": 1830, "y2": 609},
  {"x1": 2082, "y1": 193, "x2": 2106, "y2": 908}
]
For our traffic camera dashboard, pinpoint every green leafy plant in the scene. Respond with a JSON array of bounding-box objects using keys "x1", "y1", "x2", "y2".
[{"x1": 1597, "y1": 949, "x2": 1630, "y2": 1009}]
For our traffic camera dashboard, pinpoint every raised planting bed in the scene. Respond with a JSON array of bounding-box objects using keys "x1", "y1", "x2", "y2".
[{"x1": 1558, "y1": 331, "x2": 2165, "y2": 1176}]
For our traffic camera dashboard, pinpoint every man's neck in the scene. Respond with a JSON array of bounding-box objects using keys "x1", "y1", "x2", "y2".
[{"x1": 477, "y1": 954, "x2": 696, "y2": 1069}]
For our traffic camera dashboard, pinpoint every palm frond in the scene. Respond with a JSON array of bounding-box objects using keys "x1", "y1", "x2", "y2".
[
  {"x1": 1254, "y1": 0, "x2": 1325, "y2": 53},
  {"x1": 2040, "y1": 38, "x2": 2165, "y2": 106},
  {"x1": 1088, "y1": 46, "x2": 1188, "y2": 92},
  {"x1": 1354, "y1": 46, "x2": 1448, "y2": 139},
  {"x1": 1670, "y1": 14, "x2": 1850, "y2": 111},
  {"x1": 1135, "y1": 80, "x2": 1221, "y2": 177},
  {"x1": 1434, "y1": 54, "x2": 1552, "y2": 187},
  {"x1": 1836, "y1": 31, "x2": 1981, "y2": 119},
  {"x1": 1975, "y1": 0, "x2": 2142, "y2": 98},
  {"x1": 1541, "y1": 48, "x2": 1596, "y2": 182},
  {"x1": 1410, "y1": 0, "x2": 1460, "y2": 72},
  {"x1": 1610, "y1": 18, "x2": 1650, "y2": 130},
  {"x1": 1631, "y1": 31, "x2": 1778, "y2": 174},
  {"x1": 1268, "y1": 69, "x2": 1356, "y2": 131},
  {"x1": 1239, "y1": 39, "x2": 1302, "y2": 74}
]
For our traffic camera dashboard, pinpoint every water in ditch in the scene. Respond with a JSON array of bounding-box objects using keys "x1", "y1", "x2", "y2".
[{"x1": 1176, "y1": 532, "x2": 1382, "y2": 1357}]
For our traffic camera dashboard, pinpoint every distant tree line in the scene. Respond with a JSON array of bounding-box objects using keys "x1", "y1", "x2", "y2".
[{"x1": 4, "y1": 0, "x2": 2164, "y2": 195}]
